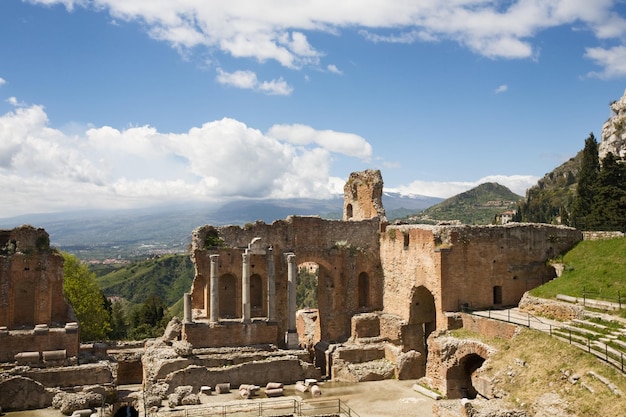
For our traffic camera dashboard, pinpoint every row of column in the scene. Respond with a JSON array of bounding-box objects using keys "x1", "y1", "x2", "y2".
[{"x1": 192, "y1": 249, "x2": 295, "y2": 326}]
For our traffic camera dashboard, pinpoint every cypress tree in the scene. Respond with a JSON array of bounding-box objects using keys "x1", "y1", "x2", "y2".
[{"x1": 571, "y1": 133, "x2": 599, "y2": 229}]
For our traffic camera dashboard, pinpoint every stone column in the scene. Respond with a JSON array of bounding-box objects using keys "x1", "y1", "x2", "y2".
[
  {"x1": 242, "y1": 252, "x2": 251, "y2": 323},
  {"x1": 183, "y1": 292, "x2": 192, "y2": 324},
  {"x1": 285, "y1": 253, "x2": 299, "y2": 348},
  {"x1": 267, "y1": 247, "x2": 276, "y2": 322},
  {"x1": 209, "y1": 254, "x2": 219, "y2": 324}
]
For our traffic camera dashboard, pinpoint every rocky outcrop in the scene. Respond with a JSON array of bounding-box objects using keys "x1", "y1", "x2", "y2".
[
  {"x1": 518, "y1": 293, "x2": 584, "y2": 321},
  {"x1": 600, "y1": 89, "x2": 626, "y2": 159}
]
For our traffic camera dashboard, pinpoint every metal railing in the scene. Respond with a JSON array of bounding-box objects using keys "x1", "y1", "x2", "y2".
[
  {"x1": 150, "y1": 398, "x2": 359, "y2": 417},
  {"x1": 464, "y1": 306, "x2": 626, "y2": 375}
]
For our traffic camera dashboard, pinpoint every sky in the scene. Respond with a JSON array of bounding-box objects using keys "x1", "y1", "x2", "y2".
[{"x1": 2, "y1": 0, "x2": 626, "y2": 218}]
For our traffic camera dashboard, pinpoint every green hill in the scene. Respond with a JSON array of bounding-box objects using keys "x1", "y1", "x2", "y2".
[
  {"x1": 402, "y1": 182, "x2": 522, "y2": 225},
  {"x1": 94, "y1": 253, "x2": 194, "y2": 306},
  {"x1": 517, "y1": 151, "x2": 582, "y2": 225}
]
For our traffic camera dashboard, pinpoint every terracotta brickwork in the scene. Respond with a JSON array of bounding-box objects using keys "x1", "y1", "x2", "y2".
[
  {"x1": 380, "y1": 223, "x2": 582, "y2": 329},
  {"x1": 0, "y1": 226, "x2": 72, "y2": 328},
  {"x1": 0, "y1": 226, "x2": 78, "y2": 364},
  {"x1": 189, "y1": 215, "x2": 383, "y2": 345}
]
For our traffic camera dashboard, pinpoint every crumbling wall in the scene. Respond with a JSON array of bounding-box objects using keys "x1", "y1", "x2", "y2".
[
  {"x1": 342, "y1": 169, "x2": 386, "y2": 221},
  {"x1": 0, "y1": 226, "x2": 79, "y2": 364},
  {"x1": 0, "y1": 226, "x2": 72, "y2": 329},
  {"x1": 424, "y1": 335, "x2": 495, "y2": 399},
  {"x1": 380, "y1": 223, "x2": 582, "y2": 328},
  {"x1": 189, "y1": 216, "x2": 383, "y2": 345},
  {"x1": 0, "y1": 326, "x2": 79, "y2": 363}
]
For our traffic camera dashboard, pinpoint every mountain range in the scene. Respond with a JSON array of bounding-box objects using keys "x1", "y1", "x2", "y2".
[{"x1": 0, "y1": 192, "x2": 442, "y2": 260}]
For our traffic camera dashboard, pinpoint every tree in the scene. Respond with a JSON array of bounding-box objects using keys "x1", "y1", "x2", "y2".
[
  {"x1": 589, "y1": 152, "x2": 626, "y2": 231},
  {"x1": 571, "y1": 133, "x2": 600, "y2": 229},
  {"x1": 62, "y1": 252, "x2": 112, "y2": 341},
  {"x1": 296, "y1": 266, "x2": 318, "y2": 309},
  {"x1": 128, "y1": 295, "x2": 169, "y2": 339}
]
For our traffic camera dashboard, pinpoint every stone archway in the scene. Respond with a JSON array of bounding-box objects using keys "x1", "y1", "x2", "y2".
[
  {"x1": 426, "y1": 338, "x2": 493, "y2": 400},
  {"x1": 409, "y1": 286, "x2": 437, "y2": 357},
  {"x1": 445, "y1": 353, "x2": 486, "y2": 399}
]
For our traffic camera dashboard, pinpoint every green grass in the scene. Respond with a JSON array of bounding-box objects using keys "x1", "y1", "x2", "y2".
[
  {"x1": 451, "y1": 328, "x2": 626, "y2": 416},
  {"x1": 530, "y1": 237, "x2": 626, "y2": 303}
]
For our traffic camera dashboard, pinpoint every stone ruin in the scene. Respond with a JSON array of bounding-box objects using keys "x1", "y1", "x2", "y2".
[{"x1": 0, "y1": 169, "x2": 584, "y2": 415}]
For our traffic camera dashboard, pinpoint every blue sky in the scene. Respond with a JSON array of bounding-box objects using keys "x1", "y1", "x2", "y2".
[{"x1": 1, "y1": 0, "x2": 626, "y2": 218}]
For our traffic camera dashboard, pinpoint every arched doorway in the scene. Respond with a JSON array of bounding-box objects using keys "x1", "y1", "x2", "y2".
[
  {"x1": 219, "y1": 274, "x2": 237, "y2": 319},
  {"x1": 409, "y1": 286, "x2": 437, "y2": 360},
  {"x1": 445, "y1": 353, "x2": 486, "y2": 399},
  {"x1": 493, "y1": 285, "x2": 503, "y2": 306}
]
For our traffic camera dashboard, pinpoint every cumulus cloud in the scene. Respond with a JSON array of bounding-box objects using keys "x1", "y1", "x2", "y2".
[
  {"x1": 216, "y1": 68, "x2": 293, "y2": 95},
  {"x1": 585, "y1": 45, "x2": 626, "y2": 79},
  {"x1": 0, "y1": 103, "x2": 373, "y2": 217},
  {"x1": 267, "y1": 123, "x2": 372, "y2": 161},
  {"x1": 25, "y1": 0, "x2": 626, "y2": 74},
  {"x1": 0, "y1": 77, "x2": 6, "y2": 87},
  {"x1": 389, "y1": 175, "x2": 538, "y2": 199}
]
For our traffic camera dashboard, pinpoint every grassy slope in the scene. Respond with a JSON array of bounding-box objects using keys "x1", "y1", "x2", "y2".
[
  {"x1": 530, "y1": 237, "x2": 626, "y2": 305},
  {"x1": 452, "y1": 328, "x2": 626, "y2": 416}
]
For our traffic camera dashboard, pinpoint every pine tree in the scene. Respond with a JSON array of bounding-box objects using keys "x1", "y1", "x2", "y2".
[{"x1": 590, "y1": 152, "x2": 626, "y2": 231}]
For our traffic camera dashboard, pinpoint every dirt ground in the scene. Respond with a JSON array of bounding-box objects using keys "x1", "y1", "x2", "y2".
[{"x1": 4, "y1": 379, "x2": 435, "y2": 417}]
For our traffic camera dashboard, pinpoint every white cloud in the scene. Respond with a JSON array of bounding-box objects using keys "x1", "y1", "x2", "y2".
[
  {"x1": 267, "y1": 123, "x2": 372, "y2": 160},
  {"x1": 25, "y1": 0, "x2": 626, "y2": 68},
  {"x1": 389, "y1": 175, "x2": 538, "y2": 199},
  {"x1": 327, "y1": 64, "x2": 342, "y2": 74},
  {"x1": 495, "y1": 84, "x2": 508, "y2": 94},
  {"x1": 0, "y1": 77, "x2": 6, "y2": 87},
  {"x1": 0, "y1": 104, "x2": 373, "y2": 217},
  {"x1": 6, "y1": 97, "x2": 27, "y2": 107},
  {"x1": 585, "y1": 45, "x2": 626, "y2": 79},
  {"x1": 216, "y1": 68, "x2": 293, "y2": 95},
  {"x1": 258, "y1": 78, "x2": 293, "y2": 96}
]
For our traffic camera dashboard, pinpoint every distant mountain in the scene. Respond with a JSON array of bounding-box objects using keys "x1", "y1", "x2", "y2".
[
  {"x1": 0, "y1": 192, "x2": 441, "y2": 260},
  {"x1": 402, "y1": 182, "x2": 523, "y2": 225}
]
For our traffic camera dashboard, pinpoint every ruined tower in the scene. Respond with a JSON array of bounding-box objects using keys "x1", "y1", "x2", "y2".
[{"x1": 343, "y1": 169, "x2": 386, "y2": 221}]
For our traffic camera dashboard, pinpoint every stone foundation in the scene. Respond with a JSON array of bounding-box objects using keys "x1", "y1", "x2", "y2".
[
  {"x1": 182, "y1": 320, "x2": 279, "y2": 348},
  {"x1": 0, "y1": 326, "x2": 79, "y2": 363}
]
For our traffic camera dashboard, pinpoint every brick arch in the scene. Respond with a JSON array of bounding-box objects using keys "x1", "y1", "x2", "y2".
[{"x1": 443, "y1": 341, "x2": 492, "y2": 399}]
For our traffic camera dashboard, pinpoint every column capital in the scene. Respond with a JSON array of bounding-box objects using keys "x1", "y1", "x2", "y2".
[{"x1": 210, "y1": 254, "x2": 220, "y2": 261}]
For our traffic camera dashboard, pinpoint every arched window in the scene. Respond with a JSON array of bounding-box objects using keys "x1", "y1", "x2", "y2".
[{"x1": 346, "y1": 204, "x2": 353, "y2": 219}]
